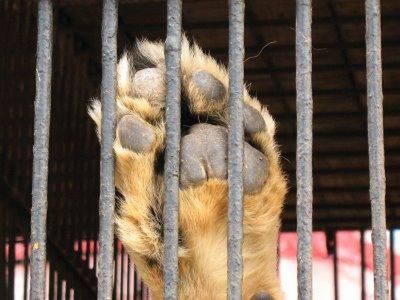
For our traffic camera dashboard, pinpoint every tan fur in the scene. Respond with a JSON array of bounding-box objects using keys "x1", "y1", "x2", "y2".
[{"x1": 89, "y1": 37, "x2": 287, "y2": 300}]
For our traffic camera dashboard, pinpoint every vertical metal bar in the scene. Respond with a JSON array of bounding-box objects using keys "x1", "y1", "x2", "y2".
[
  {"x1": 163, "y1": 0, "x2": 182, "y2": 299},
  {"x1": 120, "y1": 247, "x2": 125, "y2": 300},
  {"x1": 8, "y1": 233, "x2": 15, "y2": 300},
  {"x1": 113, "y1": 242, "x2": 118, "y2": 300},
  {"x1": 49, "y1": 266, "x2": 55, "y2": 300},
  {"x1": 98, "y1": 0, "x2": 118, "y2": 299},
  {"x1": 5, "y1": 221, "x2": 9, "y2": 300},
  {"x1": 0, "y1": 202, "x2": 6, "y2": 300},
  {"x1": 333, "y1": 232, "x2": 338, "y2": 300},
  {"x1": 365, "y1": 0, "x2": 388, "y2": 299},
  {"x1": 66, "y1": 283, "x2": 71, "y2": 300},
  {"x1": 134, "y1": 268, "x2": 139, "y2": 300},
  {"x1": 227, "y1": 1, "x2": 245, "y2": 299},
  {"x1": 57, "y1": 278, "x2": 64, "y2": 300},
  {"x1": 57, "y1": 274, "x2": 62, "y2": 300},
  {"x1": 361, "y1": 230, "x2": 366, "y2": 300},
  {"x1": 127, "y1": 257, "x2": 131, "y2": 300},
  {"x1": 295, "y1": 0, "x2": 313, "y2": 299},
  {"x1": 140, "y1": 280, "x2": 144, "y2": 300},
  {"x1": 30, "y1": 0, "x2": 53, "y2": 299},
  {"x1": 93, "y1": 239, "x2": 98, "y2": 274},
  {"x1": 23, "y1": 239, "x2": 29, "y2": 300},
  {"x1": 390, "y1": 230, "x2": 395, "y2": 300}
]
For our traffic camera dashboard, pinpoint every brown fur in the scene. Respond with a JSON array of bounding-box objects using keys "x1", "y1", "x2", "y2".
[{"x1": 89, "y1": 37, "x2": 287, "y2": 299}]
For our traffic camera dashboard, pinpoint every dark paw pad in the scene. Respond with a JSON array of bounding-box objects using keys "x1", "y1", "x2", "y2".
[
  {"x1": 244, "y1": 104, "x2": 266, "y2": 134},
  {"x1": 180, "y1": 124, "x2": 268, "y2": 194},
  {"x1": 118, "y1": 115, "x2": 155, "y2": 152},
  {"x1": 244, "y1": 143, "x2": 268, "y2": 194},
  {"x1": 251, "y1": 292, "x2": 272, "y2": 300},
  {"x1": 191, "y1": 71, "x2": 226, "y2": 101}
]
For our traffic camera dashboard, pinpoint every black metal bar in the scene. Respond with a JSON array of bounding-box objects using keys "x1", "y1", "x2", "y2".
[
  {"x1": 134, "y1": 268, "x2": 139, "y2": 300},
  {"x1": 127, "y1": 256, "x2": 131, "y2": 300},
  {"x1": 30, "y1": 0, "x2": 53, "y2": 299},
  {"x1": 163, "y1": 0, "x2": 182, "y2": 299},
  {"x1": 361, "y1": 230, "x2": 366, "y2": 300},
  {"x1": 23, "y1": 239, "x2": 29, "y2": 300},
  {"x1": 333, "y1": 233, "x2": 338, "y2": 300},
  {"x1": 49, "y1": 266, "x2": 55, "y2": 300},
  {"x1": 98, "y1": 0, "x2": 118, "y2": 299},
  {"x1": 0, "y1": 201, "x2": 6, "y2": 300},
  {"x1": 93, "y1": 238, "x2": 98, "y2": 274},
  {"x1": 120, "y1": 247, "x2": 125, "y2": 300},
  {"x1": 227, "y1": 1, "x2": 245, "y2": 299},
  {"x1": 140, "y1": 281, "x2": 144, "y2": 300},
  {"x1": 66, "y1": 283, "x2": 71, "y2": 300},
  {"x1": 8, "y1": 234, "x2": 15, "y2": 300},
  {"x1": 365, "y1": 0, "x2": 388, "y2": 299},
  {"x1": 390, "y1": 230, "x2": 395, "y2": 300},
  {"x1": 5, "y1": 215, "x2": 9, "y2": 300},
  {"x1": 113, "y1": 241, "x2": 118, "y2": 300},
  {"x1": 57, "y1": 274, "x2": 62, "y2": 300},
  {"x1": 295, "y1": 0, "x2": 313, "y2": 299}
]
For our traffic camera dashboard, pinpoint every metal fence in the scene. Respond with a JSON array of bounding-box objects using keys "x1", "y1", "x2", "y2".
[{"x1": 30, "y1": 0, "x2": 389, "y2": 299}]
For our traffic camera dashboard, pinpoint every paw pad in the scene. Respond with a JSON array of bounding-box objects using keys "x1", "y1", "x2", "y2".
[
  {"x1": 180, "y1": 124, "x2": 268, "y2": 194},
  {"x1": 133, "y1": 68, "x2": 166, "y2": 107},
  {"x1": 251, "y1": 292, "x2": 272, "y2": 300},
  {"x1": 117, "y1": 115, "x2": 155, "y2": 153},
  {"x1": 244, "y1": 104, "x2": 266, "y2": 134},
  {"x1": 191, "y1": 70, "x2": 226, "y2": 101}
]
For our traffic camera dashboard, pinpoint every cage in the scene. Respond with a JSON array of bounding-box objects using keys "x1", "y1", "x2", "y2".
[{"x1": 0, "y1": 0, "x2": 399, "y2": 299}]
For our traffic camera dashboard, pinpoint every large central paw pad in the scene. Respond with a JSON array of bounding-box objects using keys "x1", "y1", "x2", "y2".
[{"x1": 180, "y1": 124, "x2": 268, "y2": 194}]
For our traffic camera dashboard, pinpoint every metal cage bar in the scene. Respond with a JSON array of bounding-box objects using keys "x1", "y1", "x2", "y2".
[
  {"x1": 295, "y1": 0, "x2": 313, "y2": 299},
  {"x1": 227, "y1": 0, "x2": 245, "y2": 299},
  {"x1": 360, "y1": 230, "x2": 366, "y2": 299},
  {"x1": 30, "y1": 0, "x2": 53, "y2": 298},
  {"x1": 365, "y1": 0, "x2": 388, "y2": 299},
  {"x1": 98, "y1": 0, "x2": 118, "y2": 299},
  {"x1": 390, "y1": 230, "x2": 395, "y2": 300},
  {"x1": 163, "y1": 0, "x2": 182, "y2": 299}
]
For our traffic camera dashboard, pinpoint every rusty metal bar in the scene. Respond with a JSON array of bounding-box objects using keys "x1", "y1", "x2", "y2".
[
  {"x1": 361, "y1": 230, "x2": 366, "y2": 300},
  {"x1": 332, "y1": 233, "x2": 338, "y2": 300},
  {"x1": 227, "y1": 0, "x2": 245, "y2": 299},
  {"x1": 23, "y1": 239, "x2": 29, "y2": 300},
  {"x1": 30, "y1": 0, "x2": 53, "y2": 298},
  {"x1": 365, "y1": 0, "x2": 388, "y2": 299},
  {"x1": 98, "y1": 0, "x2": 118, "y2": 299},
  {"x1": 163, "y1": 0, "x2": 182, "y2": 299},
  {"x1": 295, "y1": 0, "x2": 313, "y2": 299},
  {"x1": 390, "y1": 230, "x2": 395, "y2": 300}
]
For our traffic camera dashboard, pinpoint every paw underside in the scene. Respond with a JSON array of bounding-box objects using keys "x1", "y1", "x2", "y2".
[
  {"x1": 89, "y1": 39, "x2": 283, "y2": 299},
  {"x1": 90, "y1": 46, "x2": 272, "y2": 194},
  {"x1": 114, "y1": 69, "x2": 269, "y2": 194}
]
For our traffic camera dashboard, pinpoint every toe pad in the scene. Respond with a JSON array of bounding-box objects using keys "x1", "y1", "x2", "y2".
[
  {"x1": 244, "y1": 104, "x2": 266, "y2": 134},
  {"x1": 133, "y1": 68, "x2": 166, "y2": 106},
  {"x1": 191, "y1": 71, "x2": 226, "y2": 101},
  {"x1": 118, "y1": 115, "x2": 155, "y2": 153}
]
